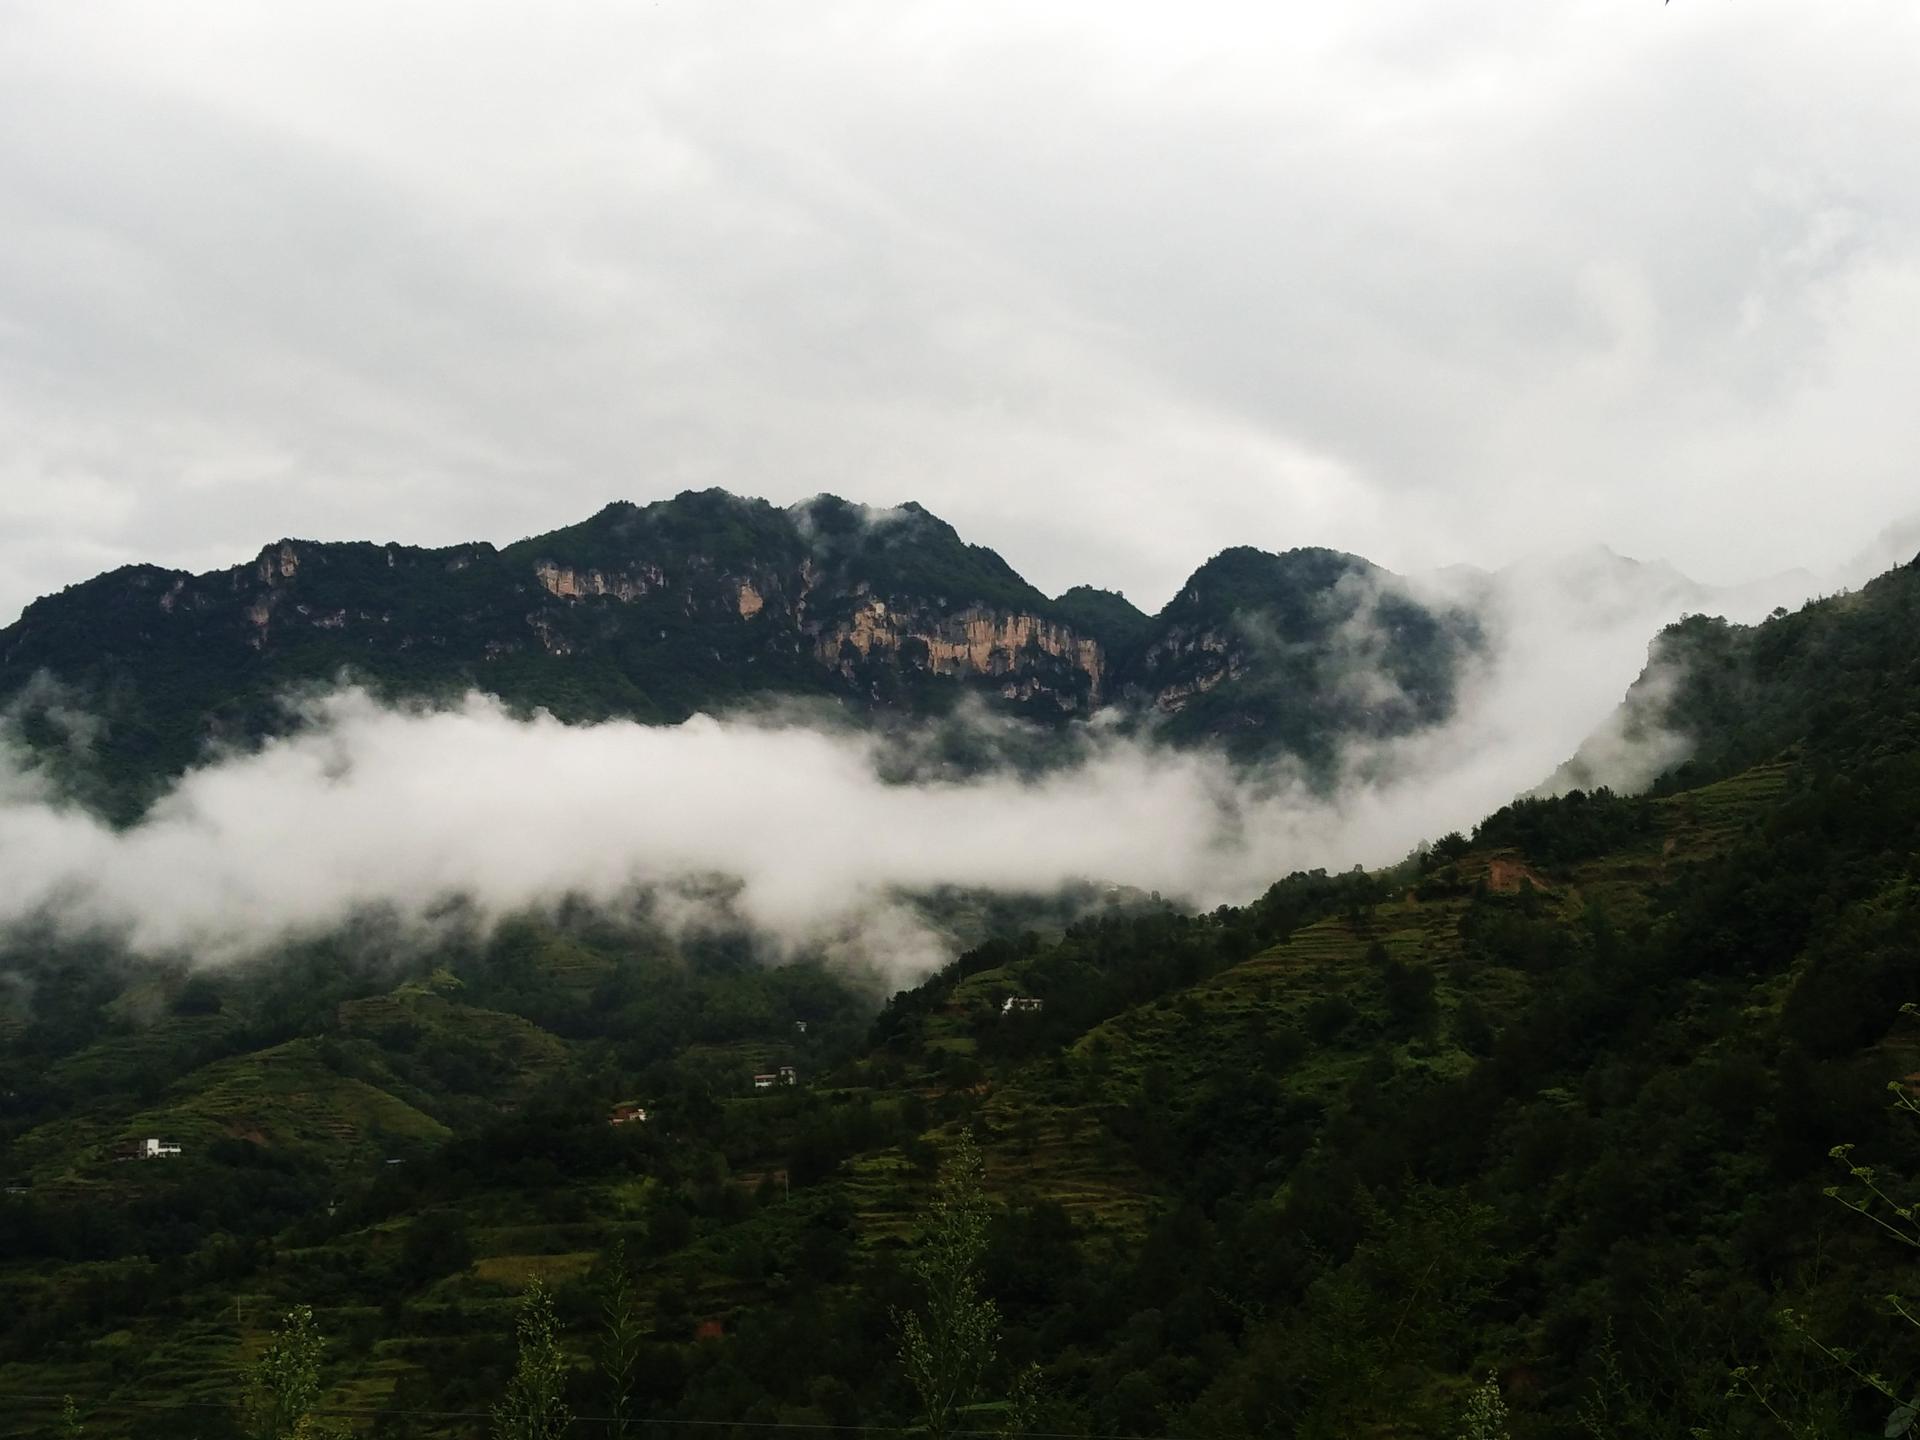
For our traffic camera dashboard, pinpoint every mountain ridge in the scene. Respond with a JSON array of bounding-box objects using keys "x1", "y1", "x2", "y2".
[
  {"x1": 1548, "y1": 546, "x2": 1920, "y2": 796},
  {"x1": 0, "y1": 488, "x2": 1485, "y2": 814}
]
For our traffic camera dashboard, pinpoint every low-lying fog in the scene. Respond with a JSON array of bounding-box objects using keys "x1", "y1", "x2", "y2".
[{"x1": 0, "y1": 550, "x2": 1871, "y2": 979}]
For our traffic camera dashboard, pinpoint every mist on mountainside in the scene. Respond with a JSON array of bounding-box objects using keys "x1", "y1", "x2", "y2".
[{"x1": 0, "y1": 537, "x2": 1845, "y2": 976}]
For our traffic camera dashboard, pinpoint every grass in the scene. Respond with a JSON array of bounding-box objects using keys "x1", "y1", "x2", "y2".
[{"x1": 468, "y1": 1252, "x2": 598, "y2": 1289}]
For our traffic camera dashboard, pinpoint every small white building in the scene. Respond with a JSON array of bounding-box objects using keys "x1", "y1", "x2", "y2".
[
  {"x1": 752, "y1": 1073, "x2": 778, "y2": 1090},
  {"x1": 1001, "y1": 996, "x2": 1043, "y2": 1015},
  {"x1": 141, "y1": 1138, "x2": 182, "y2": 1160},
  {"x1": 777, "y1": 1065, "x2": 797, "y2": 1085}
]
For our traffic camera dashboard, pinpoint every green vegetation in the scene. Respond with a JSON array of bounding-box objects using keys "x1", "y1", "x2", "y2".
[
  {"x1": 492, "y1": 1281, "x2": 570, "y2": 1440},
  {"x1": 1049, "y1": 587, "x2": 1151, "y2": 657},
  {"x1": 1458, "y1": 1373, "x2": 1510, "y2": 1440},
  {"x1": 4, "y1": 559, "x2": 1920, "y2": 1436},
  {"x1": 1132, "y1": 545, "x2": 1483, "y2": 765},
  {"x1": 1581, "y1": 552, "x2": 1920, "y2": 797},
  {"x1": 244, "y1": 1306, "x2": 332, "y2": 1440},
  {"x1": 892, "y1": 1132, "x2": 998, "y2": 1440},
  {"x1": 1470, "y1": 786, "x2": 1656, "y2": 869},
  {"x1": 594, "y1": 1242, "x2": 642, "y2": 1440}
]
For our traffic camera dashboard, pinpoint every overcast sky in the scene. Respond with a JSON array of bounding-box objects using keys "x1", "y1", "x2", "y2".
[{"x1": 3, "y1": 0, "x2": 1917, "y2": 626}]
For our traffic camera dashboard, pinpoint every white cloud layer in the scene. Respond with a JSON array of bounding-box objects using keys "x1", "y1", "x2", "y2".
[
  {"x1": 0, "y1": 552, "x2": 1824, "y2": 978},
  {"x1": 2, "y1": 0, "x2": 1919, "y2": 623}
]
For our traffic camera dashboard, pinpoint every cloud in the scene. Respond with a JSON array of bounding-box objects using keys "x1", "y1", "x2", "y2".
[
  {"x1": 3, "y1": 0, "x2": 1920, "y2": 625},
  {"x1": 0, "y1": 540, "x2": 1829, "y2": 978},
  {"x1": 0, "y1": 690, "x2": 1274, "y2": 975},
  {"x1": 1536, "y1": 646, "x2": 1693, "y2": 799}
]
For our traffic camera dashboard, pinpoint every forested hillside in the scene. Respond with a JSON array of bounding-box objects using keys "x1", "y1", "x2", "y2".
[{"x1": 3, "y1": 559, "x2": 1919, "y2": 1439}]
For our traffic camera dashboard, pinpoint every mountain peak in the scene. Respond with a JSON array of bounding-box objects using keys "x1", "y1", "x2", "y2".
[{"x1": 1166, "y1": 546, "x2": 1378, "y2": 620}]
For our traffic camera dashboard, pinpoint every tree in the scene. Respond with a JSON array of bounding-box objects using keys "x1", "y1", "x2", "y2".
[
  {"x1": 243, "y1": 1305, "x2": 329, "y2": 1440},
  {"x1": 1381, "y1": 954, "x2": 1438, "y2": 1036},
  {"x1": 893, "y1": 1131, "x2": 1000, "y2": 1440},
  {"x1": 1458, "y1": 1372, "x2": 1510, "y2": 1440},
  {"x1": 493, "y1": 1279, "x2": 573, "y2": 1440},
  {"x1": 599, "y1": 1242, "x2": 644, "y2": 1439},
  {"x1": 999, "y1": 1363, "x2": 1045, "y2": 1440},
  {"x1": 1781, "y1": 1076, "x2": 1920, "y2": 1435},
  {"x1": 1735, "y1": 1039, "x2": 1920, "y2": 1437}
]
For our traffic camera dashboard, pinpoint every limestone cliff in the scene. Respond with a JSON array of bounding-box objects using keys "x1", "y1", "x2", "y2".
[
  {"x1": 523, "y1": 545, "x2": 1104, "y2": 710},
  {"x1": 817, "y1": 600, "x2": 1104, "y2": 707},
  {"x1": 532, "y1": 561, "x2": 661, "y2": 602}
]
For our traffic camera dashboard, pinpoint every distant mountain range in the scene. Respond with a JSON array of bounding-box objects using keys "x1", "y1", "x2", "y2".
[
  {"x1": 0, "y1": 489, "x2": 1484, "y2": 814},
  {"x1": 3, "y1": 487, "x2": 1896, "y2": 819}
]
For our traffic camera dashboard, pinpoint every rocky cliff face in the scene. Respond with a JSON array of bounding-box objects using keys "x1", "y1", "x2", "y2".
[
  {"x1": 506, "y1": 498, "x2": 1109, "y2": 710},
  {"x1": 818, "y1": 600, "x2": 1104, "y2": 704},
  {"x1": 1135, "y1": 625, "x2": 1246, "y2": 712},
  {"x1": 531, "y1": 561, "x2": 661, "y2": 603}
]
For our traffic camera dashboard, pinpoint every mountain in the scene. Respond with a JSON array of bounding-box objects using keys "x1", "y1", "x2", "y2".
[
  {"x1": 8, "y1": 551, "x2": 1920, "y2": 1436},
  {"x1": 1127, "y1": 545, "x2": 1473, "y2": 762},
  {"x1": 0, "y1": 489, "x2": 1483, "y2": 814},
  {"x1": 1550, "y1": 546, "x2": 1920, "y2": 794}
]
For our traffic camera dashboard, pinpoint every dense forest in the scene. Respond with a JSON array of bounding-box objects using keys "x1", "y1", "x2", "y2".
[{"x1": 2, "y1": 556, "x2": 1919, "y2": 1438}]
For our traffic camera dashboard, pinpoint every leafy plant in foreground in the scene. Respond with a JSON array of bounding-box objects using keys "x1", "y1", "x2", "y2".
[
  {"x1": 1735, "y1": 1031, "x2": 1920, "y2": 1439},
  {"x1": 1457, "y1": 1372, "x2": 1510, "y2": 1440},
  {"x1": 493, "y1": 1279, "x2": 572, "y2": 1440},
  {"x1": 599, "y1": 1241, "x2": 644, "y2": 1439},
  {"x1": 894, "y1": 1131, "x2": 999, "y2": 1440},
  {"x1": 243, "y1": 1305, "x2": 332, "y2": 1440}
]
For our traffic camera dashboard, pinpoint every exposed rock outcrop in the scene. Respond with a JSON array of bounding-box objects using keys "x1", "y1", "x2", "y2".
[
  {"x1": 532, "y1": 561, "x2": 661, "y2": 602},
  {"x1": 819, "y1": 601, "x2": 1104, "y2": 706},
  {"x1": 258, "y1": 542, "x2": 301, "y2": 584},
  {"x1": 1140, "y1": 626, "x2": 1247, "y2": 712}
]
